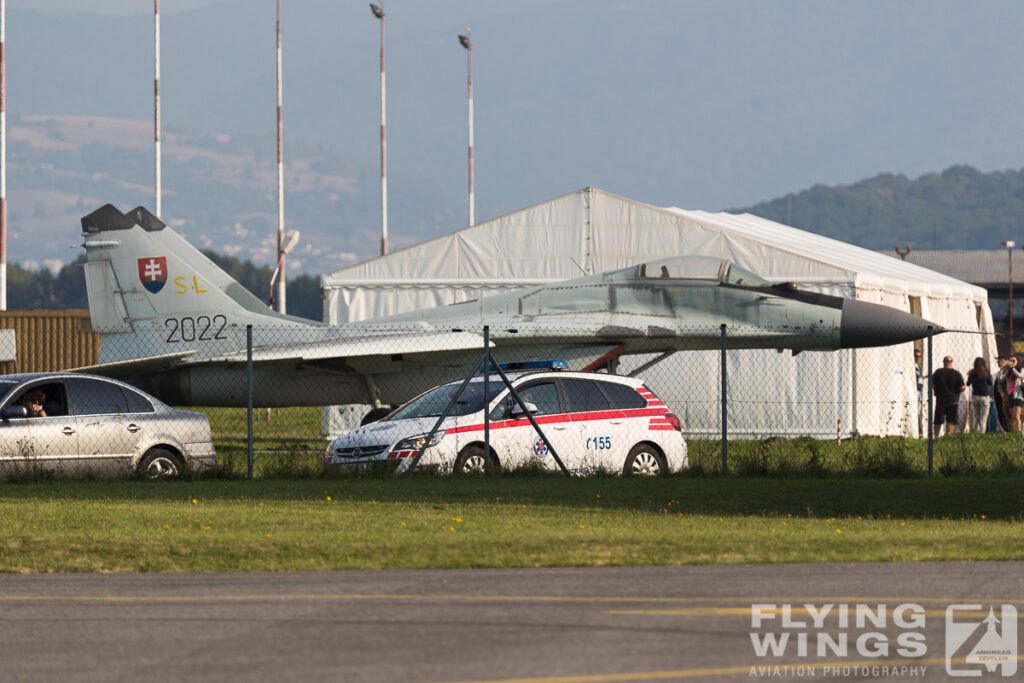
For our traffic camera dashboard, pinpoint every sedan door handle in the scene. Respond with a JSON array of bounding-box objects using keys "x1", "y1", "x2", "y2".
[
  {"x1": 62, "y1": 426, "x2": 76, "y2": 436},
  {"x1": 127, "y1": 424, "x2": 141, "y2": 433}
]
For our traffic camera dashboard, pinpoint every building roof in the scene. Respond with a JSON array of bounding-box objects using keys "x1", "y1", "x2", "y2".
[{"x1": 880, "y1": 249, "x2": 1015, "y2": 286}]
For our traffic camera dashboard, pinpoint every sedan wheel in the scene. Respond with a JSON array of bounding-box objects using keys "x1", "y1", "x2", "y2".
[
  {"x1": 623, "y1": 444, "x2": 665, "y2": 476},
  {"x1": 138, "y1": 448, "x2": 183, "y2": 478}
]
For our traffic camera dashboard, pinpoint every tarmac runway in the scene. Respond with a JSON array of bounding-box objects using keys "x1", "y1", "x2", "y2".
[{"x1": 1, "y1": 562, "x2": 1021, "y2": 682}]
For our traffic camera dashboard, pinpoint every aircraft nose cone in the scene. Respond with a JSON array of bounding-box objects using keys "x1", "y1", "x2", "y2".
[{"x1": 839, "y1": 299, "x2": 942, "y2": 348}]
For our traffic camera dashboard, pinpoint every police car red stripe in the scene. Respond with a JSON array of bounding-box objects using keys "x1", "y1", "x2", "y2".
[
  {"x1": 637, "y1": 387, "x2": 665, "y2": 407},
  {"x1": 446, "y1": 405, "x2": 678, "y2": 435}
]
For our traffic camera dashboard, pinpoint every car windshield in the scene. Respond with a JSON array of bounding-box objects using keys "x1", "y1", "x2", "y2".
[
  {"x1": 0, "y1": 380, "x2": 20, "y2": 403},
  {"x1": 388, "y1": 380, "x2": 506, "y2": 420}
]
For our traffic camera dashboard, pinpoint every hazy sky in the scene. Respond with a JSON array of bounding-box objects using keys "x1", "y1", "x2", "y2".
[
  {"x1": 8, "y1": 1, "x2": 1024, "y2": 243},
  {"x1": 10, "y1": 0, "x2": 214, "y2": 14}
]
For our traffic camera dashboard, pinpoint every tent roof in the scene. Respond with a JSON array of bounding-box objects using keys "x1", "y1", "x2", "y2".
[
  {"x1": 323, "y1": 187, "x2": 985, "y2": 301},
  {"x1": 663, "y1": 207, "x2": 985, "y2": 298}
]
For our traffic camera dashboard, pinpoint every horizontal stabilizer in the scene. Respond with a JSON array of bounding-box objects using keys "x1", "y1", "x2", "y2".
[
  {"x1": 205, "y1": 330, "x2": 489, "y2": 364},
  {"x1": 70, "y1": 350, "x2": 196, "y2": 378}
]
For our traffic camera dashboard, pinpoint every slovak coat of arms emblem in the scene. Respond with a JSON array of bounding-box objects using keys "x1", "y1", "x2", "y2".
[{"x1": 137, "y1": 256, "x2": 168, "y2": 294}]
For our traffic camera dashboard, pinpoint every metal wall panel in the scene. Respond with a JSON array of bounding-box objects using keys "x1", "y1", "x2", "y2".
[{"x1": 0, "y1": 310, "x2": 100, "y2": 374}]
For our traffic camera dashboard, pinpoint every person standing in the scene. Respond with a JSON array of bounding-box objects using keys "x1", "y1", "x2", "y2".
[
  {"x1": 965, "y1": 357, "x2": 993, "y2": 433},
  {"x1": 1010, "y1": 357, "x2": 1024, "y2": 432},
  {"x1": 994, "y1": 356, "x2": 1010, "y2": 431},
  {"x1": 914, "y1": 348, "x2": 925, "y2": 435},
  {"x1": 932, "y1": 355, "x2": 966, "y2": 436}
]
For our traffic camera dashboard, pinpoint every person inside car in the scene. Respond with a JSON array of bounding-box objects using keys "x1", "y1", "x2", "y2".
[{"x1": 18, "y1": 388, "x2": 48, "y2": 417}]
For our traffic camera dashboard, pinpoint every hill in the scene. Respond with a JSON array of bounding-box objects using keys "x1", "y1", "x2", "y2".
[
  {"x1": 5, "y1": 114, "x2": 458, "y2": 277},
  {"x1": 736, "y1": 165, "x2": 1024, "y2": 251}
]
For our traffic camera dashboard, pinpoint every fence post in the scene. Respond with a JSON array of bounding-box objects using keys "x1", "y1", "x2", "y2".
[
  {"x1": 926, "y1": 325, "x2": 933, "y2": 477},
  {"x1": 483, "y1": 325, "x2": 490, "y2": 464},
  {"x1": 721, "y1": 323, "x2": 728, "y2": 474},
  {"x1": 247, "y1": 324, "x2": 254, "y2": 480}
]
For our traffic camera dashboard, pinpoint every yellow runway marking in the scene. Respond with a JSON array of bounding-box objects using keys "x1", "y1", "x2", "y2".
[
  {"x1": 609, "y1": 606, "x2": 1024, "y2": 618},
  {"x1": 0, "y1": 593, "x2": 1022, "y2": 605},
  {"x1": 440, "y1": 656, "x2": 1024, "y2": 683}
]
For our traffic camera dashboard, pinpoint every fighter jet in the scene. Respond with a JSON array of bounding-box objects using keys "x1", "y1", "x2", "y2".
[{"x1": 77, "y1": 204, "x2": 939, "y2": 408}]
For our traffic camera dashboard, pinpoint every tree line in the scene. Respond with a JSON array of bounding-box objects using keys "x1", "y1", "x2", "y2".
[{"x1": 8, "y1": 251, "x2": 324, "y2": 321}]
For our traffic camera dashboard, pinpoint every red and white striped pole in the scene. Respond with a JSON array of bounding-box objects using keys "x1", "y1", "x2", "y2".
[
  {"x1": 459, "y1": 30, "x2": 473, "y2": 227},
  {"x1": 154, "y1": 0, "x2": 161, "y2": 218},
  {"x1": 275, "y1": 0, "x2": 286, "y2": 313},
  {"x1": 370, "y1": 3, "x2": 387, "y2": 256},
  {"x1": 1, "y1": 0, "x2": 7, "y2": 310}
]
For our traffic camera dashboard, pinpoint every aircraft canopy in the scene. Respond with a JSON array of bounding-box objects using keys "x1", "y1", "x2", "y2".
[{"x1": 623, "y1": 256, "x2": 772, "y2": 289}]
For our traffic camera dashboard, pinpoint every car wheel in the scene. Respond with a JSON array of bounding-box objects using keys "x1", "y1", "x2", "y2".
[
  {"x1": 360, "y1": 407, "x2": 392, "y2": 426},
  {"x1": 623, "y1": 444, "x2": 666, "y2": 476},
  {"x1": 453, "y1": 446, "x2": 498, "y2": 475},
  {"x1": 138, "y1": 448, "x2": 184, "y2": 478}
]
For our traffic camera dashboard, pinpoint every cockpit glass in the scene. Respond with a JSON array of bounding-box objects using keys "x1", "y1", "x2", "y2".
[
  {"x1": 619, "y1": 256, "x2": 773, "y2": 287},
  {"x1": 634, "y1": 257, "x2": 724, "y2": 281},
  {"x1": 721, "y1": 264, "x2": 772, "y2": 288}
]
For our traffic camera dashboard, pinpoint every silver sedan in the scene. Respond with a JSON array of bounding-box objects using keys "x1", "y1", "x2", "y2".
[{"x1": 0, "y1": 372, "x2": 215, "y2": 478}]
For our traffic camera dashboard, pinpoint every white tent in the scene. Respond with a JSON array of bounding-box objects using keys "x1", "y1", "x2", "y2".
[{"x1": 322, "y1": 187, "x2": 993, "y2": 439}]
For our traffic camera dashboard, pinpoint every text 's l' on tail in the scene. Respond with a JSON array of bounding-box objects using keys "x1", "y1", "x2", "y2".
[{"x1": 81, "y1": 204, "x2": 295, "y2": 333}]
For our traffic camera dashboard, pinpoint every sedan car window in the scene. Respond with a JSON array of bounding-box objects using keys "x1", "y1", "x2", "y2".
[
  {"x1": 9, "y1": 382, "x2": 68, "y2": 418},
  {"x1": 0, "y1": 380, "x2": 18, "y2": 400},
  {"x1": 67, "y1": 378, "x2": 130, "y2": 416},
  {"x1": 124, "y1": 388, "x2": 155, "y2": 414}
]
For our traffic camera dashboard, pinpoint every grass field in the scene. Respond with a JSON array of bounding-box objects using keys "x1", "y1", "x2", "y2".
[
  {"x1": 195, "y1": 405, "x2": 1024, "y2": 478},
  {"x1": 1, "y1": 477, "x2": 1021, "y2": 572}
]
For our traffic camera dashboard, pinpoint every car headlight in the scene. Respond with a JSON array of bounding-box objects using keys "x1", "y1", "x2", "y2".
[{"x1": 394, "y1": 431, "x2": 445, "y2": 452}]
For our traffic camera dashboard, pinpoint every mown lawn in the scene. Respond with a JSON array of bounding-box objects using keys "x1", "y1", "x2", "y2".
[{"x1": 0, "y1": 477, "x2": 1021, "y2": 572}]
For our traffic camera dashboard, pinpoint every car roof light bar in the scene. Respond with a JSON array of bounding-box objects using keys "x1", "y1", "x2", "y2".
[{"x1": 483, "y1": 359, "x2": 568, "y2": 373}]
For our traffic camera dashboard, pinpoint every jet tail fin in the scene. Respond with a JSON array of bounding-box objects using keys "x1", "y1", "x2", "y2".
[{"x1": 81, "y1": 204, "x2": 314, "y2": 332}]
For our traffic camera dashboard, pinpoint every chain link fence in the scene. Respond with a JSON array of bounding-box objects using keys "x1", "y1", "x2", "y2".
[{"x1": 3, "y1": 321, "x2": 1019, "y2": 479}]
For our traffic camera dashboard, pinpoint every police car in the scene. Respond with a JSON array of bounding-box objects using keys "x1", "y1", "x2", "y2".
[{"x1": 323, "y1": 362, "x2": 687, "y2": 476}]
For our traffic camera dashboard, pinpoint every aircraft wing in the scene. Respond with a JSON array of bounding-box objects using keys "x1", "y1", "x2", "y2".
[
  {"x1": 71, "y1": 350, "x2": 197, "y2": 378},
  {"x1": 200, "y1": 329, "x2": 489, "y2": 364}
]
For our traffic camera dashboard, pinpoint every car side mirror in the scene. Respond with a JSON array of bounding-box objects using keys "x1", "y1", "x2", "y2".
[
  {"x1": 511, "y1": 401, "x2": 538, "y2": 417},
  {"x1": 2, "y1": 405, "x2": 27, "y2": 419}
]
